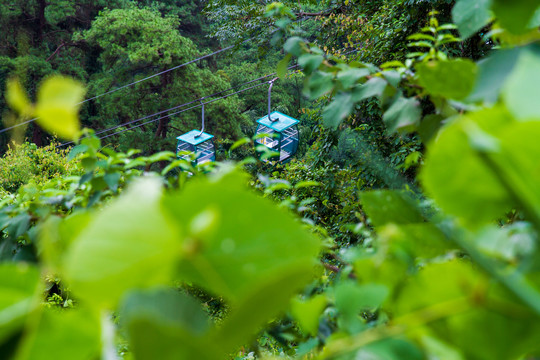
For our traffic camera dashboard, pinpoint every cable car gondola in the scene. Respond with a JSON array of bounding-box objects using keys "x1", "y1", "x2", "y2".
[
  {"x1": 176, "y1": 100, "x2": 216, "y2": 165},
  {"x1": 254, "y1": 78, "x2": 299, "y2": 163}
]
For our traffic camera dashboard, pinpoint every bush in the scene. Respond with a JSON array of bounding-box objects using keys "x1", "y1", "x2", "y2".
[{"x1": 0, "y1": 142, "x2": 81, "y2": 193}]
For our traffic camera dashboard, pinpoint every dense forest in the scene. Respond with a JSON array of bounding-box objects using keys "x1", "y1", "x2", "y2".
[{"x1": 1, "y1": 0, "x2": 540, "y2": 359}]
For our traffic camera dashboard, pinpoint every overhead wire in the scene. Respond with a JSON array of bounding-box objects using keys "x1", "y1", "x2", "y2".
[
  {"x1": 95, "y1": 81, "x2": 270, "y2": 141},
  {"x1": 86, "y1": 43, "x2": 364, "y2": 144},
  {"x1": 0, "y1": 14, "x2": 322, "y2": 136},
  {"x1": 0, "y1": 43, "x2": 243, "y2": 135},
  {"x1": 0, "y1": 17, "x2": 315, "y2": 137},
  {"x1": 57, "y1": 69, "x2": 294, "y2": 147}
]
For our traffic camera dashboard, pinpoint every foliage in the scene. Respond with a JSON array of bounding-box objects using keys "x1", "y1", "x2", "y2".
[
  {"x1": 0, "y1": 142, "x2": 80, "y2": 194},
  {"x1": 2, "y1": 0, "x2": 540, "y2": 359}
]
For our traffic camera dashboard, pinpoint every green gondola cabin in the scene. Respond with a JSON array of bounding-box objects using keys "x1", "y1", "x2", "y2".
[
  {"x1": 176, "y1": 130, "x2": 215, "y2": 165},
  {"x1": 255, "y1": 111, "x2": 299, "y2": 163}
]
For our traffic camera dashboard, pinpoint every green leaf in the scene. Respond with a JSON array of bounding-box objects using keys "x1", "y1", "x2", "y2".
[
  {"x1": 420, "y1": 335, "x2": 465, "y2": 360},
  {"x1": 265, "y1": 182, "x2": 292, "y2": 193},
  {"x1": 103, "y1": 172, "x2": 121, "y2": 191},
  {"x1": 290, "y1": 295, "x2": 327, "y2": 336},
  {"x1": 493, "y1": 121, "x2": 540, "y2": 220},
  {"x1": 295, "y1": 181, "x2": 321, "y2": 189},
  {"x1": 299, "y1": 54, "x2": 324, "y2": 74},
  {"x1": 417, "y1": 59, "x2": 478, "y2": 100},
  {"x1": 64, "y1": 177, "x2": 181, "y2": 308},
  {"x1": 418, "y1": 114, "x2": 444, "y2": 143},
  {"x1": 492, "y1": 0, "x2": 539, "y2": 34},
  {"x1": 334, "y1": 282, "x2": 388, "y2": 334},
  {"x1": 408, "y1": 41, "x2": 432, "y2": 48},
  {"x1": 39, "y1": 212, "x2": 92, "y2": 274},
  {"x1": 407, "y1": 33, "x2": 435, "y2": 41},
  {"x1": 15, "y1": 308, "x2": 100, "y2": 360},
  {"x1": 421, "y1": 107, "x2": 514, "y2": 225},
  {"x1": 6, "y1": 79, "x2": 31, "y2": 115},
  {"x1": 304, "y1": 71, "x2": 334, "y2": 100},
  {"x1": 378, "y1": 223, "x2": 454, "y2": 260},
  {"x1": 357, "y1": 338, "x2": 424, "y2": 360},
  {"x1": 283, "y1": 36, "x2": 304, "y2": 57},
  {"x1": 351, "y1": 77, "x2": 388, "y2": 101},
  {"x1": 162, "y1": 170, "x2": 320, "y2": 303},
  {"x1": 0, "y1": 263, "x2": 39, "y2": 343},
  {"x1": 360, "y1": 190, "x2": 423, "y2": 227},
  {"x1": 396, "y1": 261, "x2": 540, "y2": 360},
  {"x1": 212, "y1": 264, "x2": 316, "y2": 355},
  {"x1": 337, "y1": 68, "x2": 371, "y2": 89},
  {"x1": 323, "y1": 92, "x2": 354, "y2": 129},
  {"x1": 382, "y1": 70, "x2": 402, "y2": 87},
  {"x1": 35, "y1": 76, "x2": 85, "y2": 141},
  {"x1": 67, "y1": 145, "x2": 89, "y2": 161},
  {"x1": 530, "y1": 7, "x2": 540, "y2": 27},
  {"x1": 467, "y1": 47, "x2": 520, "y2": 104},
  {"x1": 277, "y1": 53, "x2": 292, "y2": 79},
  {"x1": 120, "y1": 288, "x2": 217, "y2": 360},
  {"x1": 230, "y1": 137, "x2": 251, "y2": 151},
  {"x1": 452, "y1": 0, "x2": 492, "y2": 39},
  {"x1": 502, "y1": 46, "x2": 540, "y2": 120},
  {"x1": 382, "y1": 96, "x2": 421, "y2": 132}
]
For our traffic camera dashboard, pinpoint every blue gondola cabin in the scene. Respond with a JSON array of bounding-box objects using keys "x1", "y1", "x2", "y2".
[
  {"x1": 255, "y1": 111, "x2": 299, "y2": 163},
  {"x1": 176, "y1": 130, "x2": 216, "y2": 165}
]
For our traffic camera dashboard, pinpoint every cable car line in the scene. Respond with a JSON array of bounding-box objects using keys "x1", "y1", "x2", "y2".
[
  {"x1": 0, "y1": 43, "x2": 244, "y2": 135},
  {"x1": 58, "y1": 69, "x2": 296, "y2": 147},
  {"x1": 94, "y1": 81, "x2": 270, "y2": 142},
  {"x1": 60, "y1": 43, "x2": 363, "y2": 147}
]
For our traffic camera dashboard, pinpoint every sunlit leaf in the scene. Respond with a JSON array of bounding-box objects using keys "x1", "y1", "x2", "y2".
[
  {"x1": 64, "y1": 177, "x2": 180, "y2": 308},
  {"x1": 35, "y1": 76, "x2": 85, "y2": 140},
  {"x1": 6, "y1": 79, "x2": 31, "y2": 116},
  {"x1": 417, "y1": 59, "x2": 477, "y2": 100}
]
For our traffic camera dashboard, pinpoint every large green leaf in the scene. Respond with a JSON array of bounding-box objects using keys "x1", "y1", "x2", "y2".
[
  {"x1": 355, "y1": 338, "x2": 424, "y2": 360},
  {"x1": 468, "y1": 48, "x2": 520, "y2": 104},
  {"x1": 291, "y1": 294, "x2": 327, "y2": 336},
  {"x1": 351, "y1": 77, "x2": 388, "y2": 102},
  {"x1": 35, "y1": 76, "x2": 85, "y2": 140},
  {"x1": 120, "y1": 288, "x2": 217, "y2": 360},
  {"x1": 298, "y1": 54, "x2": 324, "y2": 74},
  {"x1": 360, "y1": 190, "x2": 423, "y2": 227},
  {"x1": 337, "y1": 68, "x2": 371, "y2": 89},
  {"x1": 452, "y1": 0, "x2": 492, "y2": 39},
  {"x1": 417, "y1": 59, "x2": 478, "y2": 100},
  {"x1": 0, "y1": 264, "x2": 39, "y2": 344},
  {"x1": 323, "y1": 92, "x2": 354, "y2": 129},
  {"x1": 495, "y1": 121, "x2": 540, "y2": 219},
  {"x1": 64, "y1": 177, "x2": 181, "y2": 308},
  {"x1": 492, "y1": 0, "x2": 539, "y2": 34},
  {"x1": 502, "y1": 46, "x2": 540, "y2": 120},
  {"x1": 5, "y1": 79, "x2": 31, "y2": 115},
  {"x1": 421, "y1": 107, "x2": 515, "y2": 225},
  {"x1": 162, "y1": 171, "x2": 320, "y2": 303},
  {"x1": 14, "y1": 308, "x2": 100, "y2": 360},
  {"x1": 304, "y1": 71, "x2": 334, "y2": 100},
  {"x1": 378, "y1": 223, "x2": 455, "y2": 260},
  {"x1": 211, "y1": 264, "x2": 316, "y2": 355},
  {"x1": 396, "y1": 261, "x2": 540, "y2": 360},
  {"x1": 382, "y1": 96, "x2": 421, "y2": 132},
  {"x1": 334, "y1": 282, "x2": 388, "y2": 334}
]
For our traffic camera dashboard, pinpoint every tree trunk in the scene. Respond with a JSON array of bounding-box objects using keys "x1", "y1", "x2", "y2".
[
  {"x1": 32, "y1": 125, "x2": 42, "y2": 147},
  {"x1": 36, "y1": 0, "x2": 47, "y2": 42}
]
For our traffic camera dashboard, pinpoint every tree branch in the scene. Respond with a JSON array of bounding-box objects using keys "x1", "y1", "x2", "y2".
[{"x1": 46, "y1": 42, "x2": 66, "y2": 62}]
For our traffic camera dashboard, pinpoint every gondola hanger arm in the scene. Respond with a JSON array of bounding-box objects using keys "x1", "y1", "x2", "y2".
[{"x1": 268, "y1": 77, "x2": 279, "y2": 122}]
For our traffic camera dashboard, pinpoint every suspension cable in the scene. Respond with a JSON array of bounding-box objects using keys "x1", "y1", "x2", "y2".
[{"x1": 59, "y1": 43, "x2": 364, "y2": 146}]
